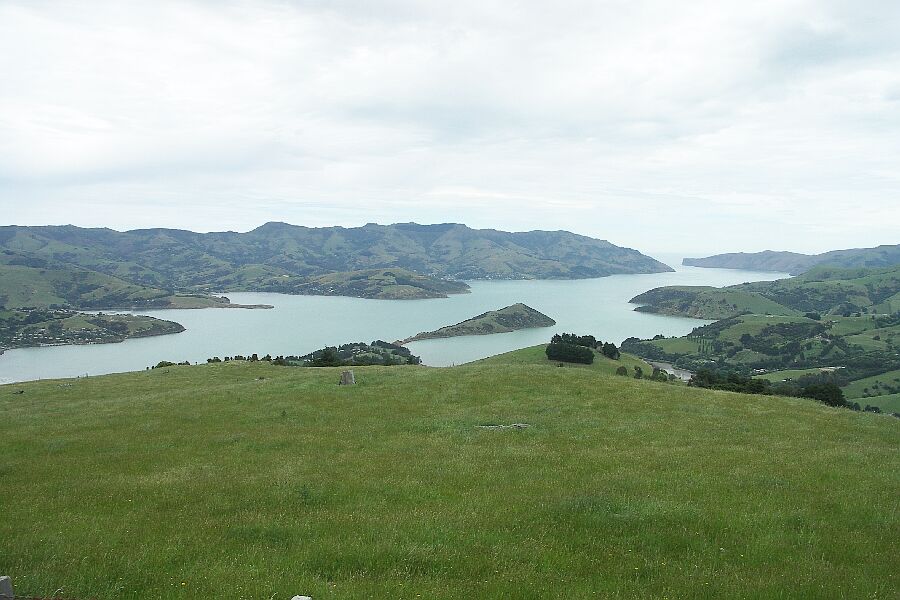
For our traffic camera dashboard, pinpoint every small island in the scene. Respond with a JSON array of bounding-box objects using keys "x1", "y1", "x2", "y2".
[{"x1": 400, "y1": 303, "x2": 556, "y2": 343}]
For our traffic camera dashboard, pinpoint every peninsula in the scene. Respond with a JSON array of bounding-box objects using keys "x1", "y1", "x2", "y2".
[{"x1": 400, "y1": 303, "x2": 556, "y2": 343}]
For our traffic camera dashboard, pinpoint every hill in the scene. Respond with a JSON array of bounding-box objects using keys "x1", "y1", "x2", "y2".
[
  {"x1": 0, "y1": 308, "x2": 185, "y2": 350},
  {"x1": 0, "y1": 222, "x2": 672, "y2": 300},
  {"x1": 401, "y1": 303, "x2": 555, "y2": 342},
  {"x1": 0, "y1": 359, "x2": 896, "y2": 598},
  {"x1": 625, "y1": 266, "x2": 900, "y2": 412},
  {"x1": 631, "y1": 265, "x2": 900, "y2": 319},
  {"x1": 0, "y1": 250, "x2": 271, "y2": 310},
  {"x1": 683, "y1": 244, "x2": 900, "y2": 274}
]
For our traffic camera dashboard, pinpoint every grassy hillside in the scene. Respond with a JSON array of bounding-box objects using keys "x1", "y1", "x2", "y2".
[
  {"x1": 631, "y1": 286, "x2": 796, "y2": 319},
  {"x1": 1, "y1": 361, "x2": 897, "y2": 599},
  {"x1": 474, "y1": 343, "x2": 652, "y2": 376},
  {"x1": 683, "y1": 244, "x2": 900, "y2": 274},
  {"x1": 0, "y1": 250, "x2": 171, "y2": 309},
  {"x1": 0, "y1": 223, "x2": 672, "y2": 301},
  {"x1": 631, "y1": 265, "x2": 900, "y2": 320},
  {"x1": 625, "y1": 267, "x2": 900, "y2": 412},
  {"x1": 403, "y1": 303, "x2": 555, "y2": 342},
  {"x1": 622, "y1": 312, "x2": 900, "y2": 411},
  {"x1": 0, "y1": 251, "x2": 270, "y2": 311}
]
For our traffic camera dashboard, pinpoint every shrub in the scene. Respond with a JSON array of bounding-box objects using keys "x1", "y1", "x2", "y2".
[{"x1": 615, "y1": 366, "x2": 628, "y2": 376}]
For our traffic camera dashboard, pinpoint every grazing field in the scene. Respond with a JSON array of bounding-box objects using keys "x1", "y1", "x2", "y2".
[
  {"x1": 1, "y1": 360, "x2": 898, "y2": 599},
  {"x1": 755, "y1": 368, "x2": 834, "y2": 382},
  {"x1": 842, "y1": 368, "x2": 900, "y2": 405},
  {"x1": 473, "y1": 344, "x2": 653, "y2": 376}
]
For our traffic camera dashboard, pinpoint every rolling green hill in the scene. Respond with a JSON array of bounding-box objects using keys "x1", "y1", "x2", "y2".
[
  {"x1": 683, "y1": 244, "x2": 900, "y2": 274},
  {"x1": 0, "y1": 250, "x2": 271, "y2": 311},
  {"x1": 624, "y1": 267, "x2": 900, "y2": 412},
  {"x1": 0, "y1": 222, "x2": 672, "y2": 300},
  {"x1": 0, "y1": 358, "x2": 896, "y2": 599},
  {"x1": 401, "y1": 303, "x2": 555, "y2": 342},
  {"x1": 631, "y1": 265, "x2": 900, "y2": 319}
]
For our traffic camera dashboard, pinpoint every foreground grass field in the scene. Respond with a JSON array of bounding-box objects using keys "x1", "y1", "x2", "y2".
[{"x1": 1, "y1": 358, "x2": 898, "y2": 599}]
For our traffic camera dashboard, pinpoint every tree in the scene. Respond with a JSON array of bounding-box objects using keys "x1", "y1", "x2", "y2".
[
  {"x1": 800, "y1": 382, "x2": 846, "y2": 407},
  {"x1": 546, "y1": 342, "x2": 594, "y2": 364},
  {"x1": 601, "y1": 342, "x2": 620, "y2": 360},
  {"x1": 312, "y1": 347, "x2": 342, "y2": 367}
]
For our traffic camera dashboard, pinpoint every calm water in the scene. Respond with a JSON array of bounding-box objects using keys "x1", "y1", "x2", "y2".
[{"x1": 0, "y1": 263, "x2": 787, "y2": 383}]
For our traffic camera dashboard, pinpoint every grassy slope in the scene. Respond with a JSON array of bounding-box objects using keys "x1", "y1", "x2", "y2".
[
  {"x1": 0, "y1": 262, "x2": 170, "y2": 309},
  {"x1": 755, "y1": 368, "x2": 835, "y2": 382},
  {"x1": 632, "y1": 266, "x2": 900, "y2": 320},
  {"x1": 842, "y1": 368, "x2": 900, "y2": 412},
  {"x1": 472, "y1": 344, "x2": 652, "y2": 376},
  {"x1": 2, "y1": 362, "x2": 897, "y2": 599},
  {"x1": 0, "y1": 257, "x2": 264, "y2": 311},
  {"x1": 632, "y1": 286, "x2": 796, "y2": 319}
]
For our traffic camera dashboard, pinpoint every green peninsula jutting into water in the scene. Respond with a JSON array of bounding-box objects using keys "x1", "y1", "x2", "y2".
[{"x1": 400, "y1": 303, "x2": 556, "y2": 343}]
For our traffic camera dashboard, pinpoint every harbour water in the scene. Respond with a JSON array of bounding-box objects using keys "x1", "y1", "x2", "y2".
[{"x1": 0, "y1": 263, "x2": 788, "y2": 383}]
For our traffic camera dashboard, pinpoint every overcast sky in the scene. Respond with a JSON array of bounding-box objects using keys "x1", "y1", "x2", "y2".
[{"x1": 0, "y1": 0, "x2": 898, "y2": 256}]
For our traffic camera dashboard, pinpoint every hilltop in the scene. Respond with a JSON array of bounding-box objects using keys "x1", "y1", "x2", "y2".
[
  {"x1": 683, "y1": 243, "x2": 900, "y2": 274},
  {"x1": 0, "y1": 222, "x2": 672, "y2": 301},
  {"x1": 0, "y1": 355, "x2": 896, "y2": 598},
  {"x1": 400, "y1": 303, "x2": 555, "y2": 343}
]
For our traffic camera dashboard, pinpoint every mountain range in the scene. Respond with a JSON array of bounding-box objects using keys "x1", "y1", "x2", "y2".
[{"x1": 0, "y1": 222, "x2": 672, "y2": 303}]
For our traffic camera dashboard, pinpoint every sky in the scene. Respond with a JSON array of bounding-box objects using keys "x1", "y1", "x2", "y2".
[{"x1": 0, "y1": 0, "x2": 898, "y2": 256}]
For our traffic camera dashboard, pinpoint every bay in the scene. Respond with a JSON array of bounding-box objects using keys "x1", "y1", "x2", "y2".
[{"x1": 0, "y1": 262, "x2": 788, "y2": 383}]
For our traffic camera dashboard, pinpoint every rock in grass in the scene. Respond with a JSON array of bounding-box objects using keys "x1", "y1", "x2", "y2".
[
  {"x1": 339, "y1": 370, "x2": 355, "y2": 385},
  {"x1": 0, "y1": 576, "x2": 13, "y2": 599}
]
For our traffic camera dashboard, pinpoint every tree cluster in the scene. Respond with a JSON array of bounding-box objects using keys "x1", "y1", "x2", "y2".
[
  {"x1": 549, "y1": 333, "x2": 620, "y2": 360},
  {"x1": 546, "y1": 342, "x2": 594, "y2": 364}
]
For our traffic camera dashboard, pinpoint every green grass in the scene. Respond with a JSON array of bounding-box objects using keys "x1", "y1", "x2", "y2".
[
  {"x1": 854, "y1": 393, "x2": 900, "y2": 413},
  {"x1": 826, "y1": 316, "x2": 883, "y2": 336},
  {"x1": 843, "y1": 324, "x2": 900, "y2": 351},
  {"x1": 842, "y1": 368, "x2": 900, "y2": 405},
  {"x1": 649, "y1": 337, "x2": 701, "y2": 354},
  {"x1": 755, "y1": 368, "x2": 831, "y2": 382},
  {"x1": 632, "y1": 287, "x2": 799, "y2": 319},
  {"x1": 717, "y1": 315, "x2": 813, "y2": 342},
  {"x1": 473, "y1": 344, "x2": 653, "y2": 376},
  {"x1": 1, "y1": 361, "x2": 898, "y2": 599}
]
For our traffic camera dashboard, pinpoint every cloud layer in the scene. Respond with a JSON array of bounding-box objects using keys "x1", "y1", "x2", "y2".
[{"x1": 1, "y1": 0, "x2": 898, "y2": 254}]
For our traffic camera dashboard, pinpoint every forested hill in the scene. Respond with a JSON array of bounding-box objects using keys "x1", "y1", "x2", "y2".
[
  {"x1": 631, "y1": 265, "x2": 900, "y2": 320},
  {"x1": 0, "y1": 223, "x2": 672, "y2": 300},
  {"x1": 683, "y1": 244, "x2": 900, "y2": 275}
]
